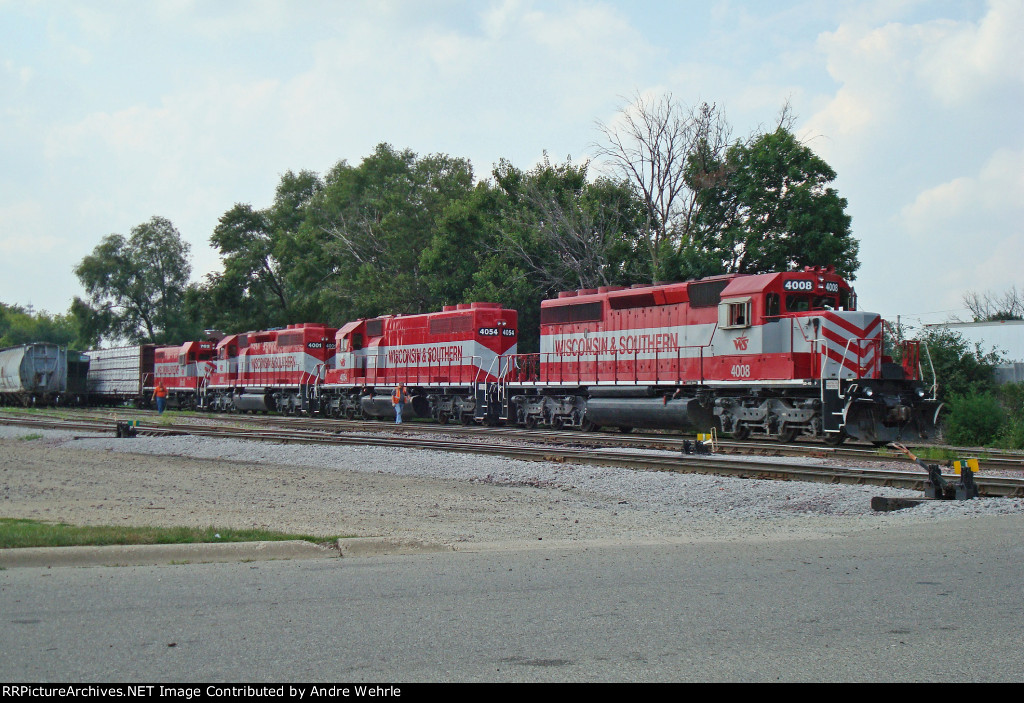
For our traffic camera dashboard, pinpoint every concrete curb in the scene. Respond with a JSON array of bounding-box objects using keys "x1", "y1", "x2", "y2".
[
  {"x1": 336, "y1": 537, "x2": 456, "y2": 558},
  {"x1": 0, "y1": 538, "x2": 458, "y2": 568},
  {"x1": 0, "y1": 540, "x2": 337, "y2": 569}
]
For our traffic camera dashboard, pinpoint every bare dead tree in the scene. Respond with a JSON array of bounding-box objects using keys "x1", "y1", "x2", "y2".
[
  {"x1": 494, "y1": 189, "x2": 615, "y2": 293},
  {"x1": 963, "y1": 286, "x2": 1024, "y2": 321},
  {"x1": 592, "y1": 92, "x2": 733, "y2": 277},
  {"x1": 322, "y1": 209, "x2": 389, "y2": 267}
]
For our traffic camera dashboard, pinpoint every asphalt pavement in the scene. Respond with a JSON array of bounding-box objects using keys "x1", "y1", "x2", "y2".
[{"x1": 2, "y1": 515, "x2": 1022, "y2": 682}]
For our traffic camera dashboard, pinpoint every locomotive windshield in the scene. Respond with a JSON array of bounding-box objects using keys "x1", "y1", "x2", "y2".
[
  {"x1": 785, "y1": 294, "x2": 838, "y2": 312},
  {"x1": 777, "y1": 280, "x2": 855, "y2": 313}
]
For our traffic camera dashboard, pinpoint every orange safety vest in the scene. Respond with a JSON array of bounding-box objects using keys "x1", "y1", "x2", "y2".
[
  {"x1": 155, "y1": 384, "x2": 168, "y2": 398},
  {"x1": 392, "y1": 386, "x2": 405, "y2": 404}
]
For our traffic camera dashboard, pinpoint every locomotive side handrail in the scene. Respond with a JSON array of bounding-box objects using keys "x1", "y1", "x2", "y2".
[
  {"x1": 505, "y1": 343, "x2": 711, "y2": 387},
  {"x1": 919, "y1": 340, "x2": 939, "y2": 400}
]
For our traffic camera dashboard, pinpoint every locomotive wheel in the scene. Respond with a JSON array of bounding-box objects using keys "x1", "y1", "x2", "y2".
[
  {"x1": 823, "y1": 431, "x2": 847, "y2": 446},
  {"x1": 618, "y1": 426, "x2": 634, "y2": 434},
  {"x1": 437, "y1": 412, "x2": 449, "y2": 425},
  {"x1": 581, "y1": 419, "x2": 599, "y2": 433},
  {"x1": 731, "y1": 426, "x2": 750, "y2": 440},
  {"x1": 460, "y1": 413, "x2": 475, "y2": 426},
  {"x1": 524, "y1": 415, "x2": 537, "y2": 429},
  {"x1": 777, "y1": 427, "x2": 799, "y2": 443}
]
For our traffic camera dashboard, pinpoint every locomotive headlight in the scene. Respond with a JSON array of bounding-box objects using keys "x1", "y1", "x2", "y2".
[
  {"x1": 863, "y1": 386, "x2": 874, "y2": 398},
  {"x1": 916, "y1": 388, "x2": 926, "y2": 398}
]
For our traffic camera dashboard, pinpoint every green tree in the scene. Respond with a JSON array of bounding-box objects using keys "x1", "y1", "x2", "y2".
[
  {"x1": 943, "y1": 393, "x2": 1005, "y2": 446},
  {"x1": 291, "y1": 144, "x2": 476, "y2": 323},
  {"x1": 596, "y1": 95, "x2": 859, "y2": 282},
  {"x1": 465, "y1": 156, "x2": 648, "y2": 352},
  {"x1": 73, "y1": 216, "x2": 195, "y2": 344},
  {"x1": 419, "y1": 181, "x2": 506, "y2": 307},
  {"x1": 994, "y1": 382, "x2": 1024, "y2": 449},
  {"x1": 204, "y1": 170, "x2": 324, "y2": 332},
  {"x1": 916, "y1": 326, "x2": 1004, "y2": 402},
  {"x1": 0, "y1": 303, "x2": 79, "y2": 348},
  {"x1": 594, "y1": 94, "x2": 733, "y2": 280},
  {"x1": 688, "y1": 127, "x2": 859, "y2": 280}
]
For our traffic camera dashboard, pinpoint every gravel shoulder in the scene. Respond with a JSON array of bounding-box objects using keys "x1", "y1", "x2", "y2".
[{"x1": 2, "y1": 426, "x2": 1022, "y2": 550}]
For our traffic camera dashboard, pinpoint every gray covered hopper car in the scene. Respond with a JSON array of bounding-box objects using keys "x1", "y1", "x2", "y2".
[{"x1": 0, "y1": 343, "x2": 68, "y2": 405}]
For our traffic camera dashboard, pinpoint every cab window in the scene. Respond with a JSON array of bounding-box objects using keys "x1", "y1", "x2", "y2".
[
  {"x1": 720, "y1": 299, "x2": 751, "y2": 328},
  {"x1": 728, "y1": 301, "x2": 750, "y2": 326},
  {"x1": 786, "y1": 295, "x2": 810, "y2": 312}
]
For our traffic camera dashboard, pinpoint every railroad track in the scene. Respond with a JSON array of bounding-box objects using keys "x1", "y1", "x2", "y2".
[
  {"x1": 3, "y1": 412, "x2": 1023, "y2": 498},
  {"x1": 7, "y1": 407, "x2": 1022, "y2": 473}
]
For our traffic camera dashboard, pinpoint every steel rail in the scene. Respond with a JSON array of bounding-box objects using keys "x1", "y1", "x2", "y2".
[
  {"x1": 4, "y1": 408, "x2": 1024, "y2": 472},
  {"x1": 3, "y1": 414, "x2": 1022, "y2": 498}
]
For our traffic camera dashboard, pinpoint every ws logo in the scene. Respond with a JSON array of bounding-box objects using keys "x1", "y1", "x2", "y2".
[{"x1": 733, "y1": 336, "x2": 749, "y2": 351}]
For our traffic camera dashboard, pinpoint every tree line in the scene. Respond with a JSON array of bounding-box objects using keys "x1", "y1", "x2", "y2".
[{"x1": 66, "y1": 96, "x2": 859, "y2": 352}]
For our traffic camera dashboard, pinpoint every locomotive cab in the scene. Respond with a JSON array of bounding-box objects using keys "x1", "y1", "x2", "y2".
[{"x1": 334, "y1": 319, "x2": 372, "y2": 384}]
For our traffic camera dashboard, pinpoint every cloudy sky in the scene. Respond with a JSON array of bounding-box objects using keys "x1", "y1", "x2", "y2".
[{"x1": 2, "y1": 0, "x2": 1021, "y2": 333}]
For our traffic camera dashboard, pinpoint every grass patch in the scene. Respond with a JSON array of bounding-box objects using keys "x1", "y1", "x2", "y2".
[
  {"x1": 887, "y1": 445, "x2": 991, "y2": 463},
  {"x1": 0, "y1": 518, "x2": 345, "y2": 549},
  {"x1": 17, "y1": 433, "x2": 43, "y2": 441},
  {"x1": 913, "y1": 446, "x2": 959, "y2": 463}
]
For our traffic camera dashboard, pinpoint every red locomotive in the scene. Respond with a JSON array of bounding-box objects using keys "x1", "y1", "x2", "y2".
[
  {"x1": 320, "y1": 302, "x2": 518, "y2": 422},
  {"x1": 153, "y1": 341, "x2": 216, "y2": 409},
  {"x1": 148, "y1": 267, "x2": 938, "y2": 444},
  {"x1": 503, "y1": 266, "x2": 938, "y2": 444},
  {"x1": 202, "y1": 323, "x2": 338, "y2": 414}
]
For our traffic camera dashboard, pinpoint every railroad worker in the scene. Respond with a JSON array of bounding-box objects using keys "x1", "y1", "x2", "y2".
[
  {"x1": 153, "y1": 381, "x2": 168, "y2": 415},
  {"x1": 392, "y1": 383, "x2": 407, "y2": 424}
]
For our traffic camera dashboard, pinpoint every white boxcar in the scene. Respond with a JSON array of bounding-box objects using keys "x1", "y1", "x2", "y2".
[{"x1": 84, "y1": 344, "x2": 155, "y2": 402}]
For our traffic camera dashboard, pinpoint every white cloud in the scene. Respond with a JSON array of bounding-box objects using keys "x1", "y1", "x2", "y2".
[
  {"x1": 807, "y1": 1, "x2": 1024, "y2": 146},
  {"x1": 901, "y1": 146, "x2": 1024, "y2": 237},
  {"x1": 0, "y1": 201, "x2": 59, "y2": 255},
  {"x1": 916, "y1": 0, "x2": 1024, "y2": 104},
  {"x1": 793, "y1": 1, "x2": 1024, "y2": 324},
  {"x1": 2, "y1": 59, "x2": 33, "y2": 84},
  {"x1": 883, "y1": 146, "x2": 1024, "y2": 319}
]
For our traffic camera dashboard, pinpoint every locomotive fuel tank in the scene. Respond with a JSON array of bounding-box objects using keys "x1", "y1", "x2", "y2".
[
  {"x1": 360, "y1": 391, "x2": 430, "y2": 420},
  {"x1": 234, "y1": 392, "x2": 275, "y2": 413},
  {"x1": 586, "y1": 386, "x2": 659, "y2": 398},
  {"x1": 584, "y1": 396, "x2": 715, "y2": 431}
]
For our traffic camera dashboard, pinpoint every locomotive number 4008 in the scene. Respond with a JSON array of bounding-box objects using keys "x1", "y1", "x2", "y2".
[{"x1": 783, "y1": 279, "x2": 840, "y2": 293}]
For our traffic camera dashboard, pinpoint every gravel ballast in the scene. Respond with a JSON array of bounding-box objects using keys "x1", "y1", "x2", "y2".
[{"x1": 1, "y1": 426, "x2": 1021, "y2": 549}]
